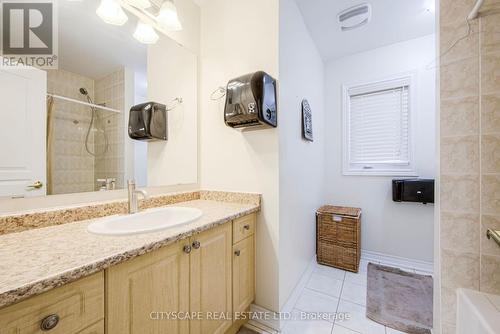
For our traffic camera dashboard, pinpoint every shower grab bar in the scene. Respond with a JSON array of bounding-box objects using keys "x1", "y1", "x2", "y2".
[
  {"x1": 486, "y1": 229, "x2": 500, "y2": 248},
  {"x1": 47, "y1": 94, "x2": 122, "y2": 114},
  {"x1": 467, "y1": 0, "x2": 484, "y2": 20}
]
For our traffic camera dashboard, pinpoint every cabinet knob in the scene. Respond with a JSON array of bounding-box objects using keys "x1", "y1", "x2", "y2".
[
  {"x1": 234, "y1": 250, "x2": 241, "y2": 256},
  {"x1": 192, "y1": 241, "x2": 201, "y2": 249},
  {"x1": 243, "y1": 224, "x2": 250, "y2": 230},
  {"x1": 183, "y1": 245, "x2": 192, "y2": 254},
  {"x1": 40, "y1": 314, "x2": 59, "y2": 331}
]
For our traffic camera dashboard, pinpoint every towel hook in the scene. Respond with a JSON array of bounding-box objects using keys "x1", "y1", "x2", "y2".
[
  {"x1": 210, "y1": 86, "x2": 226, "y2": 101},
  {"x1": 166, "y1": 97, "x2": 183, "y2": 111}
]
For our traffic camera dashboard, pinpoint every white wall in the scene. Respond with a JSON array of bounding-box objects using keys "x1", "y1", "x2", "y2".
[
  {"x1": 278, "y1": 0, "x2": 326, "y2": 309},
  {"x1": 325, "y1": 35, "x2": 436, "y2": 263},
  {"x1": 198, "y1": 0, "x2": 280, "y2": 312},
  {"x1": 147, "y1": 36, "x2": 198, "y2": 187}
]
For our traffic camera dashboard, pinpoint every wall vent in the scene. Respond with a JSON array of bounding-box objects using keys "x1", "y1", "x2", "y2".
[{"x1": 337, "y1": 3, "x2": 371, "y2": 31}]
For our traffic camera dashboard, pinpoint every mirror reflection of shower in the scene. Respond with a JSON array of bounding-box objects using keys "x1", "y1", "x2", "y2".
[{"x1": 79, "y1": 87, "x2": 109, "y2": 157}]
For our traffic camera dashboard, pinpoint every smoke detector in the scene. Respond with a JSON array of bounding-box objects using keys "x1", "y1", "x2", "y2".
[{"x1": 337, "y1": 3, "x2": 371, "y2": 31}]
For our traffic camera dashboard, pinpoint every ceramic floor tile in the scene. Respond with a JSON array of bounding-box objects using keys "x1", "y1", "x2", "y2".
[
  {"x1": 340, "y1": 281, "x2": 367, "y2": 306},
  {"x1": 306, "y1": 272, "x2": 344, "y2": 298},
  {"x1": 335, "y1": 300, "x2": 385, "y2": 334},
  {"x1": 236, "y1": 327, "x2": 261, "y2": 334},
  {"x1": 314, "y1": 264, "x2": 346, "y2": 281},
  {"x1": 332, "y1": 324, "x2": 361, "y2": 333},
  {"x1": 358, "y1": 260, "x2": 373, "y2": 272},
  {"x1": 345, "y1": 270, "x2": 367, "y2": 286},
  {"x1": 281, "y1": 309, "x2": 334, "y2": 334},
  {"x1": 294, "y1": 288, "x2": 340, "y2": 321}
]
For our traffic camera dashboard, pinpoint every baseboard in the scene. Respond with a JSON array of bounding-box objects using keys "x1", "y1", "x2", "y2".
[
  {"x1": 247, "y1": 304, "x2": 281, "y2": 333},
  {"x1": 361, "y1": 249, "x2": 434, "y2": 274}
]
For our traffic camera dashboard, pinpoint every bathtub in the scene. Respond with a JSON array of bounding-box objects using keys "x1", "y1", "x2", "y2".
[{"x1": 457, "y1": 288, "x2": 500, "y2": 334}]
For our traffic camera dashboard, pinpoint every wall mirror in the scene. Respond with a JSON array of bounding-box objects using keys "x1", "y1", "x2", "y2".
[{"x1": 0, "y1": 0, "x2": 198, "y2": 198}]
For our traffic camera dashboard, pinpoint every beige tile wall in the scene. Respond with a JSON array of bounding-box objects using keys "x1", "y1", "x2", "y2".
[
  {"x1": 47, "y1": 69, "x2": 95, "y2": 195},
  {"x1": 47, "y1": 68, "x2": 127, "y2": 194},
  {"x1": 94, "y1": 68, "x2": 126, "y2": 190},
  {"x1": 439, "y1": 0, "x2": 500, "y2": 332}
]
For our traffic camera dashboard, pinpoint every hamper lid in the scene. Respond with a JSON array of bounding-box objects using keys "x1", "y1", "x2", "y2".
[{"x1": 317, "y1": 205, "x2": 361, "y2": 218}]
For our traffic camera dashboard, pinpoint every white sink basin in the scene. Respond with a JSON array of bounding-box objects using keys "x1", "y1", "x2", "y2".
[{"x1": 87, "y1": 207, "x2": 203, "y2": 236}]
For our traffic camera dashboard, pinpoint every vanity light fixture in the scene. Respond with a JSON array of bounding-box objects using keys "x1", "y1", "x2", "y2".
[
  {"x1": 157, "y1": 0, "x2": 182, "y2": 31},
  {"x1": 96, "y1": 0, "x2": 183, "y2": 44},
  {"x1": 133, "y1": 21, "x2": 160, "y2": 44},
  {"x1": 123, "y1": 0, "x2": 152, "y2": 9},
  {"x1": 96, "y1": 0, "x2": 128, "y2": 26}
]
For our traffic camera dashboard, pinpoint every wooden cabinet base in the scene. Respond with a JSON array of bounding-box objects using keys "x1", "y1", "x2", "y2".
[
  {"x1": 78, "y1": 320, "x2": 104, "y2": 334},
  {"x1": 0, "y1": 214, "x2": 257, "y2": 334},
  {"x1": 224, "y1": 317, "x2": 250, "y2": 334}
]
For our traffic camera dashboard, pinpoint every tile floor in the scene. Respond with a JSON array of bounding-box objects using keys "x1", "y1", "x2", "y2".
[{"x1": 280, "y1": 259, "x2": 426, "y2": 334}]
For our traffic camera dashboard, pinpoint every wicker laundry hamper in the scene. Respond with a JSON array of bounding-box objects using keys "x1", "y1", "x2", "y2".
[{"x1": 316, "y1": 205, "x2": 362, "y2": 273}]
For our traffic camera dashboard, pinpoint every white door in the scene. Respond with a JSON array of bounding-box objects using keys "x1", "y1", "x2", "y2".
[{"x1": 0, "y1": 65, "x2": 47, "y2": 198}]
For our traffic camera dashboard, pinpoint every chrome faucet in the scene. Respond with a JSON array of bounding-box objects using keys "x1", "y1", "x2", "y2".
[{"x1": 127, "y1": 180, "x2": 148, "y2": 214}]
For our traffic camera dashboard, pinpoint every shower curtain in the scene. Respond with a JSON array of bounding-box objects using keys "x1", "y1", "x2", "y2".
[{"x1": 46, "y1": 96, "x2": 54, "y2": 195}]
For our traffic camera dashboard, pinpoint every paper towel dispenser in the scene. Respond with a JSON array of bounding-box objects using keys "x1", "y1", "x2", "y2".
[
  {"x1": 128, "y1": 102, "x2": 167, "y2": 141},
  {"x1": 224, "y1": 71, "x2": 277, "y2": 129},
  {"x1": 392, "y1": 179, "x2": 435, "y2": 204}
]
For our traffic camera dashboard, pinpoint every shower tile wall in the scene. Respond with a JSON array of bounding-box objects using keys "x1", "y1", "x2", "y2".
[
  {"x1": 439, "y1": 0, "x2": 500, "y2": 333},
  {"x1": 47, "y1": 70, "x2": 95, "y2": 194},
  {"x1": 94, "y1": 68, "x2": 126, "y2": 190}
]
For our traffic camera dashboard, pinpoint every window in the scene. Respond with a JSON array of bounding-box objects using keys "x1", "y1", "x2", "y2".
[{"x1": 342, "y1": 75, "x2": 416, "y2": 176}]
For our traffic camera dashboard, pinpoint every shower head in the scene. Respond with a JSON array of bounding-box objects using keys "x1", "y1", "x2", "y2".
[{"x1": 79, "y1": 88, "x2": 88, "y2": 96}]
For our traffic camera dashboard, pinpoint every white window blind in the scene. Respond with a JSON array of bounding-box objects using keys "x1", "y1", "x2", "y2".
[{"x1": 343, "y1": 76, "x2": 416, "y2": 176}]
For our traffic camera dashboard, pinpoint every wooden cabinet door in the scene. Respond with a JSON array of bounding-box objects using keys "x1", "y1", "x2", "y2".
[
  {"x1": 106, "y1": 242, "x2": 190, "y2": 334},
  {"x1": 189, "y1": 224, "x2": 232, "y2": 334},
  {"x1": 233, "y1": 236, "x2": 255, "y2": 314},
  {"x1": 0, "y1": 272, "x2": 103, "y2": 334}
]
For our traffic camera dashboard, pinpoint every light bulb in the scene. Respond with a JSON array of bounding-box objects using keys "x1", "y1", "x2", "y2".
[
  {"x1": 96, "y1": 0, "x2": 128, "y2": 26},
  {"x1": 133, "y1": 22, "x2": 159, "y2": 44},
  {"x1": 123, "y1": 0, "x2": 152, "y2": 9},
  {"x1": 157, "y1": 0, "x2": 182, "y2": 31}
]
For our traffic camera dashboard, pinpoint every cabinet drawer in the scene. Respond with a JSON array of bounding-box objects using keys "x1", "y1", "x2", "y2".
[
  {"x1": 0, "y1": 272, "x2": 104, "y2": 334},
  {"x1": 233, "y1": 214, "x2": 255, "y2": 244}
]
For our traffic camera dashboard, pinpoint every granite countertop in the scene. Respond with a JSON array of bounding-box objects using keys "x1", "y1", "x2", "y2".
[{"x1": 0, "y1": 199, "x2": 259, "y2": 309}]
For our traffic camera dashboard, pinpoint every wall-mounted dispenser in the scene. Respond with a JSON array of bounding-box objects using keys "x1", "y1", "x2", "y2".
[
  {"x1": 392, "y1": 179, "x2": 435, "y2": 204},
  {"x1": 224, "y1": 71, "x2": 277, "y2": 130},
  {"x1": 128, "y1": 102, "x2": 168, "y2": 141}
]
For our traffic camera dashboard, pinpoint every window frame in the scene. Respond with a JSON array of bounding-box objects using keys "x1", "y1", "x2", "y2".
[{"x1": 342, "y1": 73, "x2": 418, "y2": 176}]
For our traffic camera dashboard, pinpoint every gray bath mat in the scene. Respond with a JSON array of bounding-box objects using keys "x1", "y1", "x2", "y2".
[{"x1": 366, "y1": 263, "x2": 433, "y2": 334}]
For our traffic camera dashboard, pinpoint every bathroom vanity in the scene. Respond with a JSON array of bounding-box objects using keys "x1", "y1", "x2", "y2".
[{"x1": 0, "y1": 192, "x2": 258, "y2": 334}]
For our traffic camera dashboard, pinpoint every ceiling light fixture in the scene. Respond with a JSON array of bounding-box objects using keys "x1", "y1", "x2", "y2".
[
  {"x1": 337, "y1": 3, "x2": 371, "y2": 32},
  {"x1": 123, "y1": 0, "x2": 152, "y2": 10},
  {"x1": 96, "y1": 0, "x2": 128, "y2": 26},
  {"x1": 157, "y1": 0, "x2": 182, "y2": 31},
  {"x1": 133, "y1": 21, "x2": 160, "y2": 44}
]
